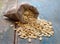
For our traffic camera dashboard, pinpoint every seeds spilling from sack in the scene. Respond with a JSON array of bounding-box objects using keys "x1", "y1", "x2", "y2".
[
  {"x1": 15, "y1": 16, "x2": 54, "y2": 42},
  {"x1": 4, "y1": 3, "x2": 54, "y2": 42}
]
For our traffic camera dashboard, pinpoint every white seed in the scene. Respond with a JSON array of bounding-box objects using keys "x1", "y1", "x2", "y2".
[
  {"x1": 10, "y1": 24, "x2": 14, "y2": 27},
  {"x1": 51, "y1": 31, "x2": 54, "y2": 34},
  {"x1": 28, "y1": 38, "x2": 31, "y2": 42},
  {"x1": 18, "y1": 32, "x2": 21, "y2": 35},
  {"x1": 20, "y1": 36, "x2": 25, "y2": 39},
  {"x1": 32, "y1": 35, "x2": 37, "y2": 38},
  {"x1": 49, "y1": 31, "x2": 54, "y2": 35},
  {"x1": 48, "y1": 22, "x2": 52, "y2": 25},
  {"x1": 39, "y1": 37, "x2": 42, "y2": 40},
  {"x1": 47, "y1": 35, "x2": 51, "y2": 37},
  {"x1": 39, "y1": 34, "x2": 44, "y2": 37},
  {"x1": 49, "y1": 26, "x2": 52, "y2": 28}
]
